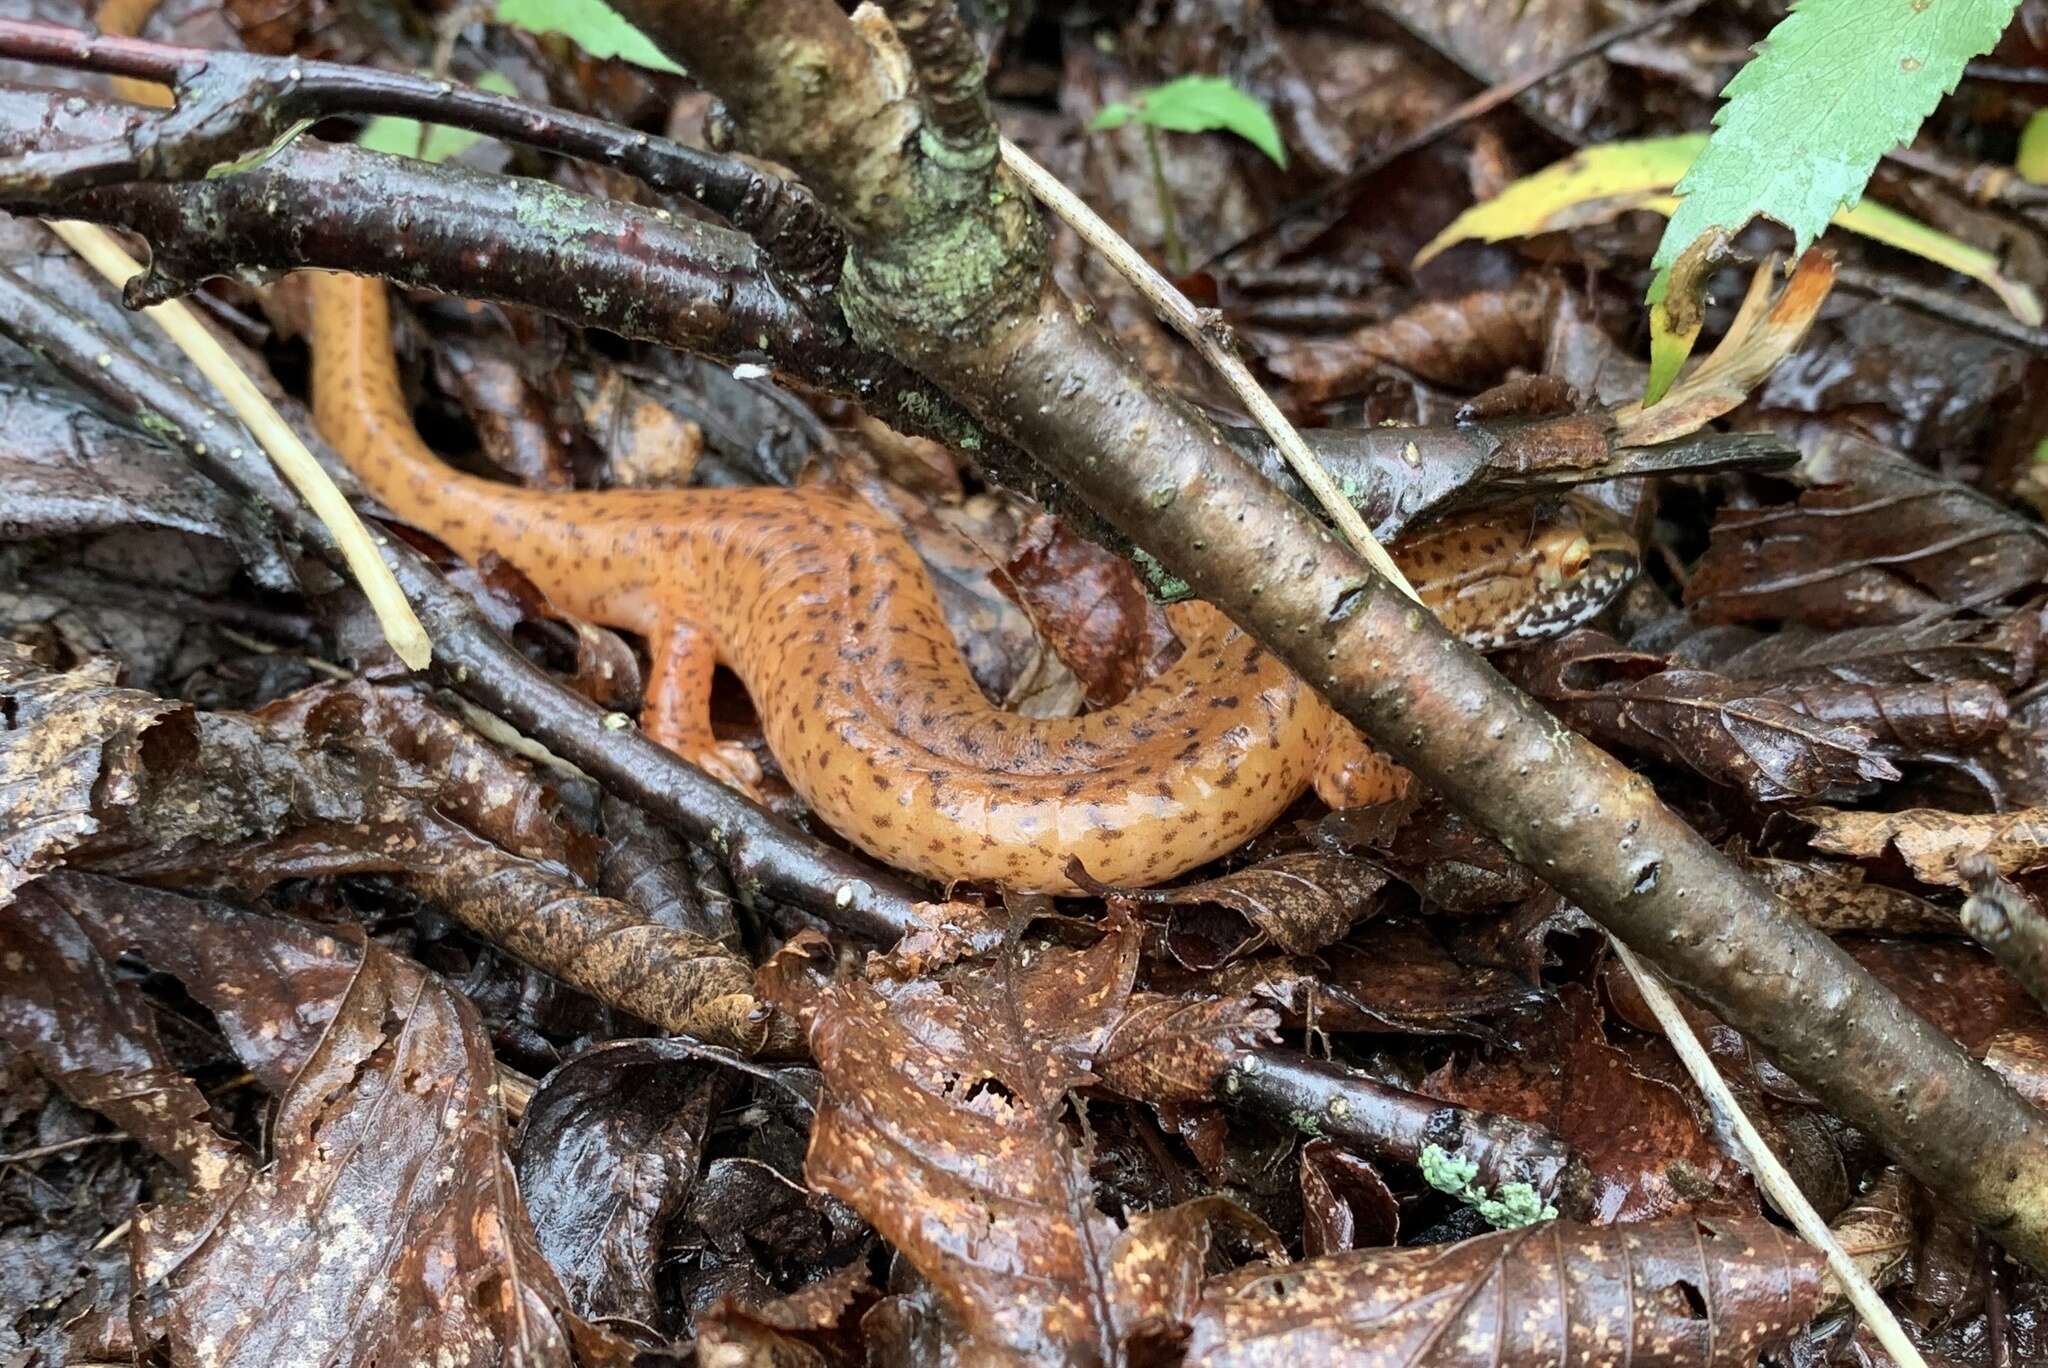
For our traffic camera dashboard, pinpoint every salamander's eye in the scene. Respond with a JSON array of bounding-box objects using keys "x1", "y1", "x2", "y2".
[{"x1": 1536, "y1": 532, "x2": 1592, "y2": 590}]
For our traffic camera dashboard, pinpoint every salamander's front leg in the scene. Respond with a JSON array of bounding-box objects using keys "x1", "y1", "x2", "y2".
[
  {"x1": 643, "y1": 618, "x2": 765, "y2": 799},
  {"x1": 1312, "y1": 717, "x2": 1414, "y2": 809}
]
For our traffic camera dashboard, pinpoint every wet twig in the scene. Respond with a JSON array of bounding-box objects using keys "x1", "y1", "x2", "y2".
[
  {"x1": 1219, "y1": 1051, "x2": 1586, "y2": 1214},
  {"x1": 0, "y1": 17, "x2": 840, "y2": 295},
  {"x1": 1961, "y1": 855, "x2": 2048, "y2": 1015},
  {"x1": 52, "y1": 219, "x2": 430, "y2": 670}
]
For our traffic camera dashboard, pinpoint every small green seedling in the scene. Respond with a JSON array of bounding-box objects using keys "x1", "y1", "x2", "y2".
[
  {"x1": 1420, "y1": 1142, "x2": 1558, "y2": 1230},
  {"x1": 1090, "y1": 75, "x2": 1285, "y2": 275}
]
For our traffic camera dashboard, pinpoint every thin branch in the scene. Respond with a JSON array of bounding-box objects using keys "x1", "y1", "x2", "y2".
[
  {"x1": 0, "y1": 18, "x2": 840, "y2": 293},
  {"x1": 877, "y1": 0, "x2": 996, "y2": 169},
  {"x1": 1000, "y1": 139, "x2": 1420, "y2": 603},
  {"x1": 1220, "y1": 1051, "x2": 1586, "y2": 1214},
  {"x1": 50, "y1": 220, "x2": 430, "y2": 670},
  {"x1": 1609, "y1": 939, "x2": 1928, "y2": 1368},
  {"x1": 0, "y1": 1132, "x2": 130, "y2": 1164}
]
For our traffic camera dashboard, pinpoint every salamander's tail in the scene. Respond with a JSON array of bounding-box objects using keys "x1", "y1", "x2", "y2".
[{"x1": 308, "y1": 272, "x2": 553, "y2": 575}]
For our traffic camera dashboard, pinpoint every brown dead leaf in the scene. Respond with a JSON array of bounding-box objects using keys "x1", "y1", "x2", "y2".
[
  {"x1": 691, "y1": 1257, "x2": 878, "y2": 1367},
  {"x1": 515, "y1": 1040, "x2": 726, "y2": 1335},
  {"x1": 760, "y1": 925, "x2": 1279, "y2": 1363},
  {"x1": 10, "y1": 874, "x2": 626, "y2": 1365},
  {"x1": 1183, "y1": 1214, "x2": 1821, "y2": 1367},
  {"x1": 1076, "y1": 851, "x2": 1392, "y2": 959},
  {"x1": 1094, "y1": 991, "x2": 1278, "y2": 1105},
  {"x1": 0, "y1": 641, "x2": 183, "y2": 908},
  {"x1": 1799, "y1": 805, "x2": 2048, "y2": 886},
  {"x1": 1314, "y1": 796, "x2": 1540, "y2": 912},
  {"x1": 1298, "y1": 1139, "x2": 1398, "y2": 1257},
  {"x1": 1426, "y1": 985, "x2": 1750, "y2": 1223},
  {"x1": 1820, "y1": 1169, "x2": 1913, "y2": 1315},
  {"x1": 1265, "y1": 276, "x2": 1556, "y2": 404},
  {"x1": 1510, "y1": 630, "x2": 1897, "y2": 803},
  {"x1": 1158, "y1": 919, "x2": 1545, "y2": 1041},
  {"x1": 1688, "y1": 613, "x2": 2040, "y2": 692},
  {"x1": 76, "y1": 679, "x2": 777, "y2": 1050},
  {"x1": 0, "y1": 879, "x2": 247, "y2": 1190},
  {"x1": 1730, "y1": 842, "x2": 1956, "y2": 934},
  {"x1": 1687, "y1": 436, "x2": 2048, "y2": 628},
  {"x1": 1758, "y1": 678, "x2": 2009, "y2": 757},
  {"x1": 1001, "y1": 510, "x2": 1180, "y2": 708}
]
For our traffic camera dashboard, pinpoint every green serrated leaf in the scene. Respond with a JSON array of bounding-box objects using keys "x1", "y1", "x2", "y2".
[
  {"x1": 493, "y1": 0, "x2": 684, "y2": 74},
  {"x1": 1651, "y1": 0, "x2": 2023, "y2": 278},
  {"x1": 1097, "y1": 75, "x2": 1287, "y2": 167},
  {"x1": 358, "y1": 71, "x2": 519, "y2": 165}
]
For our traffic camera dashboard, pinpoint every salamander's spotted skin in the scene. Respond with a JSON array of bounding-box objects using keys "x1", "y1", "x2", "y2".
[{"x1": 310, "y1": 273, "x2": 1636, "y2": 891}]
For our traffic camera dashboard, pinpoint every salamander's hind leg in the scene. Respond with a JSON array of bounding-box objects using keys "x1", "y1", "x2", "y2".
[
  {"x1": 1313, "y1": 717, "x2": 1414, "y2": 809},
  {"x1": 642, "y1": 618, "x2": 765, "y2": 800}
]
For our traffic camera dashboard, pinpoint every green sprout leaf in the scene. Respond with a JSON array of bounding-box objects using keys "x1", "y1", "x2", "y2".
[
  {"x1": 1089, "y1": 74, "x2": 1286, "y2": 167},
  {"x1": 1646, "y1": 0, "x2": 2023, "y2": 394},
  {"x1": 358, "y1": 71, "x2": 520, "y2": 165},
  {"x1": 493, "y1": 0, "x2": 684, "y2": 74}
]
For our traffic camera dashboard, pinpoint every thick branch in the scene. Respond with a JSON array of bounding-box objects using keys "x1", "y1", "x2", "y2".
[
  {"x1": 624, "y1": 0, "x2": 2048, "y2": 1269},
  {"x1": 0, "y1": 86, "x2": 1793, "y2": 546},
  {"x1": 0, "y1": 18, "x2": 840, "y2": 293}
]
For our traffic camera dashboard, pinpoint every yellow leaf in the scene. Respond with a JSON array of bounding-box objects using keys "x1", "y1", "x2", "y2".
[
  {"x1": 1416, "y1": 134, "x2": 2040, "y2": 326},
  {"x1": 2020, "y1": 109, "x2": 2048, "y2": 184}
]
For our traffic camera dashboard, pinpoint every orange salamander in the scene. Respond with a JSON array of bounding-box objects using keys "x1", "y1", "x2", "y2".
[{"x1": 309, "y1": 273, "x2": 1637, "y2": 891}]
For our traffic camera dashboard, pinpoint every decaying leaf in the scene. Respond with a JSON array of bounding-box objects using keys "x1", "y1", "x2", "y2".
[
  {"x1": 0, "y1": 879, "x2": 247, "y2": 1190},
  {"x1": 1614, "y1": 251, "x2": 1836, "y2": 447},
  {"x1": 1800, "y1": 805, "x2": 2048, "y2": 886},
  {"x1": 1298, "y1": 1139, "x2": 1399, "y2": 1257},
  {"x1": 1264, "y1": 276, "x2": 1556, "y2": 404},
  {"x1": 692, "y1": 1257, "x2": 879, "y2": 1367},
  {"x1": 1426, "y1": 986, "x2": 1751, "y2": 1223},
  {"x1": 1094, "y1": 991, "x2": 1278, "y2": 1104},
  {"x1": 1001, "y1": 509, "x2": 1180, "y2": 708},
  {"x1": 1510, "y1": 630, "x2": 1897, "y2": 803},
  {"x1": 7, "y1": 874, "x2": 625, "y2": 1365},
  {"x1": 1183, "y1": 1214, "x2": 1822, "y2": 1366},
  {"x1": 0, "y1": 642, "x2": 182, "y2": 909},
  {"x1": 1160, "y1": 919, "x2": 1546, "y2": 1041},
  {"x1": 1730, "y1": 842, "x2": 1956, "y2": 934},
  {"x1": 516, "y1": 1040, "x2": 727, "y2": 1333},
  {"x1": 75, "y1": 678, "x2": 777, "y2": 1049},
  {"x1": 1819, "y1": 1169, "x2": 1914, "y2": 1315},
  {"x1": 1687, "y1": 437, "x2": 2048, "y2": 629},
  {"x1": 1075, "y1": 851, "x2": 1392, "y2": 959},
  {"x1": 760, "y1": 924, "x2": 1284, "y2": 1362}
]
